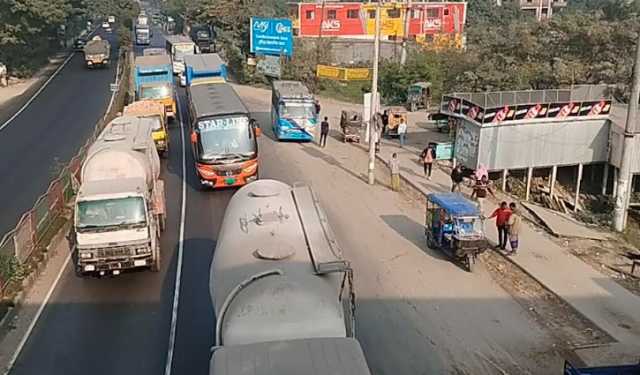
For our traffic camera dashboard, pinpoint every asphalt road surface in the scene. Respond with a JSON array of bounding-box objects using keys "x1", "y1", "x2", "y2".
[{"x1": 0, "y1": 29, "x2": 117, "y2": 236}]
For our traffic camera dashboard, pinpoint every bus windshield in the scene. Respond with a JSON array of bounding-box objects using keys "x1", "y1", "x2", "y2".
[
  {"x1": 279, "y1": 102, "x2": 315, "y2": 119},
  {"x1": 196, "y1": 116, "x2": 255, "y2": 161}
]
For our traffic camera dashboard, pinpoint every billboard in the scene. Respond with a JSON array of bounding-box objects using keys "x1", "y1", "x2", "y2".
[
  {"x1": 250, "y1": 17, "x2": 293, "y2": 57},
  {"x1": 316, "y1": 65, "x2": 372, "y2": 81}
]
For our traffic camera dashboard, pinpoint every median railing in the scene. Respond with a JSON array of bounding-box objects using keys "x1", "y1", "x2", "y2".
[{"x1": 0, "y1": 47, "x2": 132, "y2": 297}]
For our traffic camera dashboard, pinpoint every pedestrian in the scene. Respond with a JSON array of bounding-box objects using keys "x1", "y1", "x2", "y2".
[
  {"x1": 420, "y1": 145, "x2": 436, "y2": 179},
  {"x1": 381, "y1": 110, "x2": 389, "y2": 137},
  {"x1": 489, "y1": 201, "x2": 512, "y2": 250},
  {"x1": 319, "y1": 116, "x2": 329, "y2": 148},
  {"x1": 397, "y1": 117, "x2": 407, "y2": 147},
  {"x1": 470, "y1": 175, "x2": 495, "y2": 214},
  {"x1": 315, "y1": 100, "x2": 321, "y2": 116},
  {"x1": 390, "y1": 153, "x2": 400, "y2": 192},
  {"x1": 450, "y1": 164, "x2": 464, "y2": 192},
  {"x1": 507, "y1": 202, "x2": 522, "y2": 255},
  {"x1": 375, "y1": 114, "x2": 382, "y2": 153}
]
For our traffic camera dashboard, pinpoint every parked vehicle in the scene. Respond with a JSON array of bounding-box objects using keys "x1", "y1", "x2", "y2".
[
  {"x1": 135, "y1": 23, "x2": 150, "y2": 45},
  {"x1": 209, "y1": 180, "x2": 369, "y2": 374},
  {"x1": 425, "y1": 193, "x2": 488, "y2": 272},
  {"x1": 407, "y1": 81, "x2": 432, "y2": 112},
  {"x1": 271, "y1": 81, "x2": 318, "y2": 141},
  {"x1": 83, "y1": 36, "x2": 110, "y2": 69},
  {"x1": 73, "y1": 37, "x2": 87, "y2": 51},
  {"x1": 340, "y1": 110, "x2": 363, "y2": 143},
  {"x1": 70, "y1": 116, "x2": 166, "y2": 277},
  {"x1": 123, "y1": 100, "x2": 169, "y2": 157},
  {"x1": 134, "y1": 54, "x2": 176, "y2": 120},
  {"x1": 385, "y1": 106, "x2": 407, "y2": 137},
  {"x1": 189, "y1": 24, "x2": 216, "y2": 53},
  {"x1": 564, "y1": 359, "x2": 640, "y2": 375},
  {"x1": 101, "y1": 22, "x2": 111, "y2": 32},
  {"x1": 187, "y1": 83, "x2": 260, "y2": 189},
  {"x1": 165, "y1": 35, "x2": 197, "y2": 75},
  {"x1": 184, "y1": 53, "x2": 226, "y2": 86}
]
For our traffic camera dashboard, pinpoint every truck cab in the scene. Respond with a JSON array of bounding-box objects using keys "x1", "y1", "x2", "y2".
[
  {"x1": 271, "y1": 81, "x2": 318, "y2": 141},
  {"x1": 135, "y1": 24, "x2": 150, "y2": 45},
  {"x1": 123, "y1": 100, "x2": 169, "y2": 157},
  {"x1": 134, "y1": 55, "x2": 176, "y2": 120}
]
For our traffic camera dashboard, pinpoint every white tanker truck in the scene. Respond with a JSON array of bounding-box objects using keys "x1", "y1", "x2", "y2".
[
  {"x1": 209, "y1": 179, "x2": 371, "y2": 374},
  {"x1": 69, "y1": 116, "x2": 166, "y2": 277}
]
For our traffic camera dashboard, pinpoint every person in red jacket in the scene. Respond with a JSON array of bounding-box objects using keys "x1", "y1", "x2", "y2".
[{"x1": 489, "y1": 201, "x2": 512, "y2": 250}]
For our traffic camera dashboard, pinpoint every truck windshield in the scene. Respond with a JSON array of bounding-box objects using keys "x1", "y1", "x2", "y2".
[
  {"x1": 174, "y1": 44, "x2": 195, "y2": 60},
  {"x1": 77, "y1": 197, "x2": 146, "y2": 230},
  {"x1": 197, "y1": 30, "x2": 210, "y2": 39},
  {"x1": 197, "y1": 116, "x2": 255, "y2": 161},
  {"x1": 140, "y1": 85, "x2": 171, "y2": 100},
  {"x1": 279, "y1": 102, "x2": 315, "y2": 119}
]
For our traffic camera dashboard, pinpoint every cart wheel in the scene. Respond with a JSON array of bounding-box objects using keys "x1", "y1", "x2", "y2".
[{"x1": 466, "y1": 254, "x2": 475, "y2": 273}]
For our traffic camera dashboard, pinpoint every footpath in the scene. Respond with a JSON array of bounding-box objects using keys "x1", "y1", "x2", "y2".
[{"x1": 353, "y1": 119, "x2": 640, "y2": 364}]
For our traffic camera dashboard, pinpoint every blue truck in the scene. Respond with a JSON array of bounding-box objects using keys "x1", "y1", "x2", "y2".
[
  {"x1": 564, "y1": 359, "x2": 640, "y2": 375},
  {"x1": 134, "y1": 54, "x2": 176, "y2": 120},
  {"x1": 271, "y1": 80, "x2": 318, "y2": 141},
  {"x1": 183, "y1": 53, "x2": 227, "y2": 86}
]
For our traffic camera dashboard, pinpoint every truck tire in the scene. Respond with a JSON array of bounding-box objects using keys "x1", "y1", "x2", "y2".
[
  {"x1": 159, "y1": 214, "x2": 166, "y2": 232},
  {"x1": 151, "y1": 248, "x2": 161, "y2": 272}
]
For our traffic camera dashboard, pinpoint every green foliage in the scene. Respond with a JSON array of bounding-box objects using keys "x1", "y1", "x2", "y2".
[{"x1": 379, "y1": 51, "x2": 443, "y2": 104}]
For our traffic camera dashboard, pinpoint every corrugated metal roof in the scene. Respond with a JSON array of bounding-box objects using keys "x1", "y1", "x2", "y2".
[
  {"x1": 272, "y1": 80, "x2": 313, "y2": 100},
  {"x1": 210, "y1": 338, "x2": 371, "y2": 375},
  {"x1": 189, "y1": 83, "x2": 248, "y2": 119},
  {"x1": 428, "y1": 193, "x2": 479, "y2": 216}
]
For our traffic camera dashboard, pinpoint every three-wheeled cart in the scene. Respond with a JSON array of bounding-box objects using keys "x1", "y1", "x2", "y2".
[
  {"x1": 340, "y1": 110, "x2": 363, "y2": 143},
  {"x1": 425, "y1": 193, "x2": 488, "y2": 272}
]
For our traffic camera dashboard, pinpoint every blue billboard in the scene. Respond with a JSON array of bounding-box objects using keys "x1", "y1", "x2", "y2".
[{"x1": 250, "y1": 17, "x2": 293, "y2": 57}]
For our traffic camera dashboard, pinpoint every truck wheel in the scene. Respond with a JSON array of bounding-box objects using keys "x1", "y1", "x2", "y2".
[
  {"x1": 151, "y1": 248, "x2": 161, "y2": 272},
  {"x1": 74, "y1": 266, "x2": 87, "y2": 278},
  {"x1": 159, "y1": 214, "x2": 166, "y2": 232},
  {"x1": 466, "y1": 254, "x2": 475, "y2": 273}
]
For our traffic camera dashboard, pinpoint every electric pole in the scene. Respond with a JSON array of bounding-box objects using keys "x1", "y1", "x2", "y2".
[
  {"x1": 368, "y1": 2, "x2": 381, "y2": 185},
  {"x1": 400, "y1": 0, "x2": 411, "y2": 65},
  {"x1": 613, "y1": 32, "x2": 640, "y2": 231}
]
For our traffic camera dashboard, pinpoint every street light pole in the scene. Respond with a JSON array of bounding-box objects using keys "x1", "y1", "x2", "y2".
[
  {"x1": 400, "y1": 0, "x2": 411, "y2": 65},
  {"x1": 613, "y1": 32, "x2": 640, "y2": 231},
  {"x1": 368, "y1": 2, "x2": 381, "y2": 185}
]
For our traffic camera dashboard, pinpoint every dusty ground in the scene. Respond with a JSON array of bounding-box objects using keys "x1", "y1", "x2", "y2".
[{"x1": 0, "y1": 55, "x2": 68, "y2": 106}]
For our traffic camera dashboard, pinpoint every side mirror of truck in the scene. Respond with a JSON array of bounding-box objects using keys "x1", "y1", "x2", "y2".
[
  {"x1": 190, "y1": 131, "x2": 197, "y2": 144},
  {"x1": 250, "y1": 119, "x2": 261, "y2": 137}
]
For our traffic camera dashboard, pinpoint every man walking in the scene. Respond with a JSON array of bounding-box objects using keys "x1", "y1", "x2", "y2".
[
  {"x1": 319, "y1": 116, "x2": 330, "y2": 148},
  {"x1": 450, "y1": 165, "x2": 464, "y2": 192},
  {"x1": 390, "y1": 153, "x2": 400, "y2": 192},
  {"x1": 421, "y1": 145, "x2": 435, "y2": 179},
  {"x1": 397, "y1": 118, "x2": 407, "y2": 147},
  {"x1": 381, "y1": 110, "x2": 389, "y2": 137},
  {"x1": 507, "y1": 202, "x2": 522, "y2": 255},
  {"x1": 470, "y1": 175, "x2": 495, "y2": 214},
  {"x1": 489, "y1": 202, "x2": 512, "y2": 250}
]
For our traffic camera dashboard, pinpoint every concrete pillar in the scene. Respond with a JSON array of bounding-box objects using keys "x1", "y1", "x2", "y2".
[
  {"x1": 501, "y1": 169, "x2": 508, "y2": 191},
  {"x1": 574, "y1": 163, "x2": 583, "y2": 212},
  {"x1": 602, "y1": 163, "x2": 609, "y2": 196},
  {"x1": 613, "y1": 167, "x2": 619, "y2": 198},
  {"x1": 549, "y1": 165, "x2": 557, "y2": 199},
  {"x1": 525, "y1": 167, "x2": 533, "y2": 201}
]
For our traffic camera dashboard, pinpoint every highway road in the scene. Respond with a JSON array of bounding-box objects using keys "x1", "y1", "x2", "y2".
[{"x1": 0, "y1": 29, "x2": 118, "y2": 236}]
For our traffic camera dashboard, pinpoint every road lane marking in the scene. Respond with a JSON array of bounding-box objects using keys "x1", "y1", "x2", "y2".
[
  {"x1": 164, "y1": 93, "x2": 187, "y2": 375},
  {"x1": 4, "y1": 253, "x2": 71, "y2": 374},
  {"x1": 0, "y1": 28, "x2": 101, "y2": 133}
]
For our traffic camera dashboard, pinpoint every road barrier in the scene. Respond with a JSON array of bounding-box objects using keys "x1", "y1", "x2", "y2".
[{"x1": 0, "y1": 47, "x2": 132, "y2": 296}]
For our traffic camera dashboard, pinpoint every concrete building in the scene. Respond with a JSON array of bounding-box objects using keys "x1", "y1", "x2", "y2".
[{"x1": 518, "y1": 0, "x2": 568, "y2": 20}]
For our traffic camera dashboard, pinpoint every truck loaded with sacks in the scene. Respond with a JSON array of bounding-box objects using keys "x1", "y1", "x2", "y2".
[
  {"x1": 208, "y1": 179, "x2": 371, "y2": 375},
  {"x1": 69, "y1": 116, "x2": 166, "y2": 277}
]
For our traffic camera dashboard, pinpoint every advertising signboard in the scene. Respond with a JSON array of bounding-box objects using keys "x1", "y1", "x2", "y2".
[{"x1": 250, "y1": 17, "x2": 293, "y2": 57}]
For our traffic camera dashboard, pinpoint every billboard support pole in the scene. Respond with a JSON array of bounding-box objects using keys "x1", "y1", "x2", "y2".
[
  {"x1": 613, "y1": 32, "x2": 640, "y2": 231},
  {"x1": 368, "y1": 2, "x2": 381, "y2": 186},
  {"x1": 400, "y1": 0, "x2": 411, "y2": 65}
]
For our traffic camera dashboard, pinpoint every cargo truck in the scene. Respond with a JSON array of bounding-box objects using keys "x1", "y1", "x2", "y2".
[
  {"x1": 208, "y1": 180, "x2": 370, "y2": 374},
  {"x1": 134, "y1": 54, "x2": 176, "y2": 120},
  {"x1": 70, "y1": 116, "x2": 166, "y2": 277},
  {"x1": 165, "y1": 35, "x2": 197, "y2": 76},
  {"x1": 123, "y1": 100, "x2": 169, "y2": 157},
  {"x1": 189, "y1": 24, "x2": 215, "y2": 53},
  {"x1": 135, "y1": 23, "x2": 151, "y2": 45},
  {"x1": 184, "y1": 53, "x2": 227, "y2": 86},
  {"x1": 83, "y1": 36, "x2": 110, "y2": 69}
]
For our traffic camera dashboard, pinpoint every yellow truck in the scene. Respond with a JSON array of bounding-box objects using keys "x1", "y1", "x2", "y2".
[{"x1": 123, "y1": 100, "x2": 170, "y2": 157}]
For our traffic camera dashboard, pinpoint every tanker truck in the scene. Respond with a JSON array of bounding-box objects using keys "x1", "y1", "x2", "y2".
[
  {"x1": 70, "y1": 116, "x2": 166, "y2": 277},
  {"x1": 208, "y1": 179, "x2": 371, "y2": 374}
]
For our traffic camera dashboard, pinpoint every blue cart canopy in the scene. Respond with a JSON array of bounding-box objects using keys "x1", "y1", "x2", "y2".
[{"x1": 427, "y1": 193, "x2": 480, "y2": 217}]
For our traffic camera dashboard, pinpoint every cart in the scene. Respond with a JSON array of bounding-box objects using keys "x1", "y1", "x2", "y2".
[
  {"x1": 385, "y1": 106, "x2": 408, "y2": 137},
  {"x1": 340, "y1": 110, "x2": 363, "y2": 143},
  {"x1": 407, "y1": 82, "x2": 432, "y2": 112},
  {"x1": 425, "y1": 193, "x2": 488, "y2": 272}
]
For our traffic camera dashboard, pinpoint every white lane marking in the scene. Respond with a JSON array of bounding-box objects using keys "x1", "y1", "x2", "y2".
[
  {"x1": 4, "y1": 253, "x2": 71, "y2": 374},
  {"x1": 0, "y1": 53, "x2": 76, "y2": 133},
  {"x1": 164, "y1": 93, "x2": 187, "y2": 375}
]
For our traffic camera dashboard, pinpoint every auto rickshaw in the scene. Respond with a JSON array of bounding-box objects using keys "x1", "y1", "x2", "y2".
[
  {"x1": 385, "y1": 106, "x2": 408, "y2": 137},
  {"x1": 340, "y1": 110, "x2": 363, "y2": 143},
  {"x1": 407, "y1": 82, "x2": 432, "y2": 112},
  {"x1": 425, "y1": 193, "x2": 488, "y2": 272}
]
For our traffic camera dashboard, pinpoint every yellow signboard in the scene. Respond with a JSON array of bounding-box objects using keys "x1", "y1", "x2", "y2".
[{"x1": 316, "y1": 65, "x2": 372, "y2": 81}]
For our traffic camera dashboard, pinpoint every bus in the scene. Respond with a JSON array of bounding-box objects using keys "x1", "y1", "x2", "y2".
[
  {"x1": 188, "y1": 83, "x2": 260, "y2": 189},
  {"x1": 271, "y1": 80, "x2": 318, "y2": 141}
]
